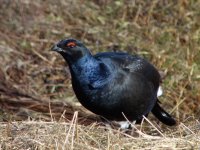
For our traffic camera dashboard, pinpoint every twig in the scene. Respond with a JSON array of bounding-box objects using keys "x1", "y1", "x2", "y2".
[{"x1": 142, "y1": 115, "x2": 165, "y2": 137}]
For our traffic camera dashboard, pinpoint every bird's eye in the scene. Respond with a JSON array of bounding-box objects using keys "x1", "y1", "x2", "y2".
[{"x1": 66, "y1": 42, "x2": 77, "y2": 48}]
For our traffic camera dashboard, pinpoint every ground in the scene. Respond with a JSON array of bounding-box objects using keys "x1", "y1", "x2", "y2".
[{"x1": 0, "y1": 0, "x2": 200, "y2": 149}]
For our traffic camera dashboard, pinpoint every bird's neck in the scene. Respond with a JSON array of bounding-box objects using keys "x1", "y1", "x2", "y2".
[{"x1": 67, "y1": 55, "x2": 111, "y2": 87}]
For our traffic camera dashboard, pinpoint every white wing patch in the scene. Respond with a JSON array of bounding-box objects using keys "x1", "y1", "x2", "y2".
[{"x1": 157, "y1": 86, "x2": 163, "y2": 97}]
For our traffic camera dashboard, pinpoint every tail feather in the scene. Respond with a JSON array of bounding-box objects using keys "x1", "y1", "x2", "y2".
[{"x1": 152, "y1": 101, "x2": 176, "y2": 126}]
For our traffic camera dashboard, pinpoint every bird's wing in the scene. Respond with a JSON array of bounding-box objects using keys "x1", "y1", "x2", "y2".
[
  {"x1": 95, "y1": 52, "x2": 176, "y2": 125},
  {"x1": 94, "y1": 52, "x2": 161, "y2": 90}
]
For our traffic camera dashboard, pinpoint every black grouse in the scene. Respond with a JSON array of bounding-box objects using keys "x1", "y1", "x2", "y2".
[{"x1": 51, "y1": 38, "x2": 176, "y2": 127}]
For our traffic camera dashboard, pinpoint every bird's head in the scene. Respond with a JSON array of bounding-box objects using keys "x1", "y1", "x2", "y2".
[{"x1": 51, "y1": 38, "x2": 91, "y2": 62}]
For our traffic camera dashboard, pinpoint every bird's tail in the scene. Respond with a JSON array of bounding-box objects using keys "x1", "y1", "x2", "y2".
[{"x1": 152, "y1": 100, "x2": 176, "y2": 126}]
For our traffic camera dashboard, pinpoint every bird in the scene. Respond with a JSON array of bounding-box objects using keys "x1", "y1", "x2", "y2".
[{"x1": 51, "y1": 38, "x2": 176, "y2": 128}]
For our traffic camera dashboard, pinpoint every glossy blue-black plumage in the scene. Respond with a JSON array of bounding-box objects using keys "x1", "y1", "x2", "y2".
[{"x1": 51, "y1": 38, "x2": 176, "y2": 126}]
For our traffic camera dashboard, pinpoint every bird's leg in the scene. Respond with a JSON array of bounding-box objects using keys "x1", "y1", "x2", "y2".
[
  {"x1": 100, "y1": 117, "x2": 134, "y2": 129},
  {"x1": 118, "y1": 121, "x2": 131, "y2": 129},
  {"x1": 117, "y1": 120, "x2": 136, "y2": 129}
]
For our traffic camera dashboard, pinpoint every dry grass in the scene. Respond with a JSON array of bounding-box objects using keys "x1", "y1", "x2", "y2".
[
  {"x1": 0, "y1": 116, "x2": 200, "y2": 150},
  {"x1": 0, "y1": 0, "x2": 200, "y2": 149}
]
